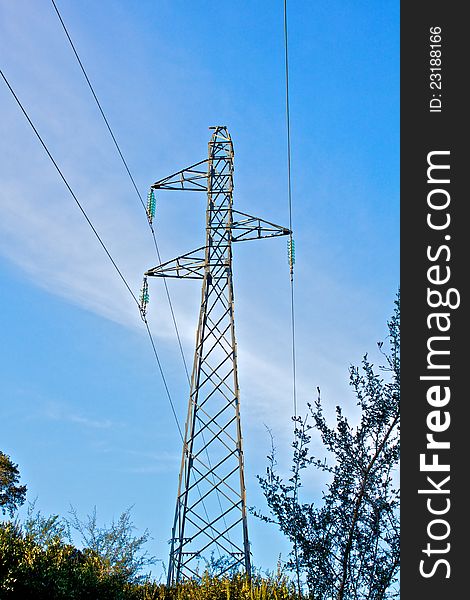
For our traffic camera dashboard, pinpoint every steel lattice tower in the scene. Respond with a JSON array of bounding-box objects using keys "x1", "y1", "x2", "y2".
[{"x1": 144, "y1": 126, "x2": 290, "y2": 584}]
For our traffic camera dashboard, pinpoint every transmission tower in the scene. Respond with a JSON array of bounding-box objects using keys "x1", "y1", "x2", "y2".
[{"x1": 143, "y1": 126, "x2": 291, "y2": 584}]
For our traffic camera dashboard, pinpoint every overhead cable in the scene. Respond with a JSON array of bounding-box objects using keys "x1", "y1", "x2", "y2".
[
  {"x1": 50, "y1": 0, "x2": 192, "y2": 384},
  {"x1": 283, "y1": 1, "x2": 301, "y2": 597},
  {"x1": 0, "y1": 67, "x2": 181, "y2": 440}
]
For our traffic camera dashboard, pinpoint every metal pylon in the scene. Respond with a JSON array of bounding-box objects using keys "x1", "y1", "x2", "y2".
[{"x1": 144, "y1": 126, "x2": 290, "y2": 584}]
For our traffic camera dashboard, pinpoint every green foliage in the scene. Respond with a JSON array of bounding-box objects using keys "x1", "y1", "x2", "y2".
[
  {"x1": 257, "y1": 295, "x2": 400, "y2": 600},
  {"x1": 0, "y1": 503, "x2": 160, "y2": 598},
  {"x1": 0, "y1": 452, "x2": 26, "y2": 518},
  {"x1": 66, "y1": 505, "x2": 156, "y2": 583},
  {"x1": 0, "y1": 518, "x2": 123, "y2": 599},
  {"x1": 0, "y1": 519, "x2": 298, "y2": 600},
  {"x1": 2, "y1": 502, "x2": 298, "y2": 599}
]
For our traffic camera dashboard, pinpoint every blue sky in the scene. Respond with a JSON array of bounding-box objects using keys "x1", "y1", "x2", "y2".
[{"x1": 0, "y1": 0, "x2": 399, "y2": 577}]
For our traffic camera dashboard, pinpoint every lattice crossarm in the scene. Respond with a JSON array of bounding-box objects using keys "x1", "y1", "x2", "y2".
[
  {"x1": 145, "y1": 246, "x2": 207, "y2": 279},
  {"x1": 230, "y1": 210, "x2": 291, "y2": 242},
  {"x1": 152, "y1": 159, "x2": 209, "y2": 192}
]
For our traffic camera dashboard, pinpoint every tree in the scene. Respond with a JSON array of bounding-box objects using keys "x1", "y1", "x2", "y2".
[
  {"x1": 0, "y1": 452, "x2": 27, "y2": 518},
  {"x1": 257, "y1": 295, "x2": 400, "y2": 600}
]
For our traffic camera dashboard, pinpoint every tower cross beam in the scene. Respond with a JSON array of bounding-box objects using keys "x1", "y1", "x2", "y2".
[{"x1": 152, "y1": 159, "x2": 209, "y2": 191}]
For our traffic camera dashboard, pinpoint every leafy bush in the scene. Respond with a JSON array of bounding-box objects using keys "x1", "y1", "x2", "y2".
[
  {"x1": 0, "y1": 503, "x2": 160, "y2": 599},
  {"x1": 1, "y1": 510, "x2": 299, "y2": 599}
]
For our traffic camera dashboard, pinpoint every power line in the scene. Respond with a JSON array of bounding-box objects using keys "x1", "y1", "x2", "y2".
[
  {"x1": 283, "y1": 1, "x2": 301, "y2": 597},
  {"x1": 50, "y1": 0, "x2": 146, "y2": 214},
  {"x1": 283, "y1": 0, "x2": 297, "y2": 418},
  {"x1": 0, "y1": 68, "x2": 138, "y2": 308},
  {"x1": 50, "y1": 0, "x2": 192, "y2": 384},
  {"x1": 0, "y1": 66, "x2": 181, "y2": 441},
  {"x1": 284, "y1": 3, "x2": 294, "y2": 240},
  {"x1": 143, "y1": 319, "x2": 183, "y2": 441}
]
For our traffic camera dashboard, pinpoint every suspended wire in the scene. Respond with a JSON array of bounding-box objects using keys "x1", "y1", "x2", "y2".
[
  {"x1": 284, "y1": 6, "x2": 294, "y2": 240},
  {"x1": 49, "y1": 1, "x2": 228, "y2": 547},
  {"x1": 50, "y1": 0, "x2": 145, "y2": 213},
  {"x1": 283, "y1": 0, "x2": 297, "y2": 417},
  {"x1": 149, "y1": 232, "x2": 192, "y2": 381},
  {"x1": 283, "y1": 1, "x2": 301, "y2": 597},
  {"x1": 143, "y1": 319, "x2": 183, "y2": 441},
  {"x1": 49, "y1": 0, "x2": 192, "y2": 383},
  {"x1": 0, "y1": 69, "x2": 138, "y2": 307},
  {"x1": 0, "y1": 66, "x2": 182, "y2": 443}
]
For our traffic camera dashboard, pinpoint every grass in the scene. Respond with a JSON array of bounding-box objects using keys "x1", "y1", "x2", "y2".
[{"x1": 132, "y1": 572, "x2": 299, "y2": 600}]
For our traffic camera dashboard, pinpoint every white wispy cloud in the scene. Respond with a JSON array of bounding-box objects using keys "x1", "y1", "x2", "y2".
[
  {"x1": 44, "y1": 402, "x2": 115, "y2": 430},
  {"x1": 124, "y1": 451, "x2": 181, "y2": 475}
]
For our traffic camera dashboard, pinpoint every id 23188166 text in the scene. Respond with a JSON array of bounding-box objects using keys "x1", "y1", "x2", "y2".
[{"x1": 429, "y1": 26, "x2": 443, "y2": 113}]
